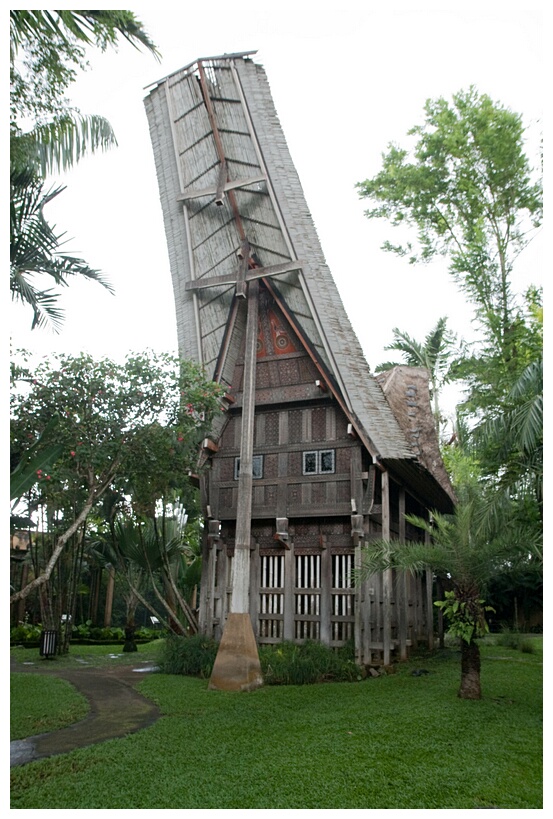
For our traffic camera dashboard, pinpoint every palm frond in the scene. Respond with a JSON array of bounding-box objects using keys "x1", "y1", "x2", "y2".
[{"x1": 29, "y1": 114, "x2": 117, "y2": 176}]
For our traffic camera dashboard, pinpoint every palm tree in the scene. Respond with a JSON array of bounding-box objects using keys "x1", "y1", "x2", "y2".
[
  {"x1": 359, "y1": 469, "x2": 525, "y2": 699},
  {"x1": 376, "y1": 317, "x2": 455, "y2": 431},
  {"x1": 10, "y1": 10, "x2": 159, "y2": 330},
  {"x1": 10, "y1": 170, "x2": 114, "y2": 330},
  {"x1": 104, "y1": 518, "x2": 199, "y2": 638}
]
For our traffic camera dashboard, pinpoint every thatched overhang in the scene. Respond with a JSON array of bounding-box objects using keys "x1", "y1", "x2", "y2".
[{"x1": 376, "y1": 366, "x2": 456, "y2": 511}]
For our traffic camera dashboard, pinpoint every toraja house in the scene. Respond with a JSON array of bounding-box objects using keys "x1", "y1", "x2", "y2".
[{"x1": 144, "y1": 52, "x2": 455, "y2": 688}]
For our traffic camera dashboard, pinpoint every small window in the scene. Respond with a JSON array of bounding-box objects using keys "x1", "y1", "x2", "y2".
[
  {"x1": 303, "y1": 451, "x2": 318, "y2": 475},
  {"x1": 302, "y1": 449, "x2": 335, "y2": 475},
  {"x1": 234, "y1": 454, "x2": 264, "y2": 480},
  {"x1": 319, "y1": 449, "x2": 335, "y2": 474}
]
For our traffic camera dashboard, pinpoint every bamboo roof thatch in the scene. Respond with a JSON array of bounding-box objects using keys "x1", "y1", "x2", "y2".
[{"x1": 144, "y1": 53, "x2": 454, "y2": 511}]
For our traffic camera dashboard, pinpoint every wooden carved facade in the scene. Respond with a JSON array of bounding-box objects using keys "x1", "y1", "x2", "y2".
[{"x1": 145, "y1": 52, "x2": 455, "y2": 665}]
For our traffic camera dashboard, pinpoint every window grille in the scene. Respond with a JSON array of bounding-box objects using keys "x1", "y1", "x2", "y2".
[
  {"x1": 259, "y1": 554, "x2": 284, "y2": 641},
  {"x1": 302, "y1": 449, "x2": 335, "y2": 475},
  {"x1": 295, "y1": 553, "x2": 321, "y2": 640},
  {"x1": 331, "y1": 553, "x2": 355, "y2": 643}
]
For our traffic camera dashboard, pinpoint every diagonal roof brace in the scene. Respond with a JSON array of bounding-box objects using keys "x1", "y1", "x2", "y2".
[
  {"x1": 177, "y1": 172, "x2": 267, "y2": 203},
  {"x1": 185, "y1": 259, "x2": 304, "y2": 292}
]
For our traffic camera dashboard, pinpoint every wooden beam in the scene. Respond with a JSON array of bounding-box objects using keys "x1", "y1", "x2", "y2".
[
  {"x1": 185, "y1": 260, "x2": 304, "y2": 292},
  {"x1": 231, "y1": 279, "x2": 259, "y2": 613},
  {"x1": 215, "y1": 159, "x2": 227, "y2": 206},
  {"x1": 177, "y1": 173, "x2": 267, "y2": 202},
  {"x1": 381, "y1": 470, "x2": 392, "y2": 666}
]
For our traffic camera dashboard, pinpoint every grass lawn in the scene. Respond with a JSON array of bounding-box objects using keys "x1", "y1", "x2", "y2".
[{"x1": 10, "y1": 638, "x2": 542, "y2": 809}]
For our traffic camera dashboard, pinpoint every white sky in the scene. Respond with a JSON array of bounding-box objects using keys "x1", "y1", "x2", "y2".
[{"x1": 9, "y1": 1, "x2": 544, "y2": 422}]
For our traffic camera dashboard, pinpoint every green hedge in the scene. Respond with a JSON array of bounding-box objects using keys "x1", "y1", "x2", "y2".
[{"x1": 158, "y1": 636, "x2": 363, "y2": 685}]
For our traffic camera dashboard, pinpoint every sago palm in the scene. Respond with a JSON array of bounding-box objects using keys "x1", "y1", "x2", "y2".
[{"x1": 359, "y1": 474, "x2": 524, "y2": 699}]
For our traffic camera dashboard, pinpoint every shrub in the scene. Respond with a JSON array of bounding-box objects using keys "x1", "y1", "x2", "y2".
[
  {"x1": 10, "y1": 621, "x2": 42, "y2": 644},
  {"x1": 520, "y1": 639, "x2": 535, "y2": 654},
  {"x1": 495, "y1": 629, "x2": 536, "y2": 654},
  {"x1": 259, "y1": 640, "x2": 362, "y2": 685},
  {"x1": 158, "y1": 634, "x2": 219, "y2": 677}
]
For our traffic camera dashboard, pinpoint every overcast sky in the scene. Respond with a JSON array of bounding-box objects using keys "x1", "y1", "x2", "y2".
[{"x1": 9, "y1": 1, "x2": 544, "y2": 421}]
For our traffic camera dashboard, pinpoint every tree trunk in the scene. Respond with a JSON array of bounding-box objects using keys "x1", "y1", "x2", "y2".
[{"x1": 459, "y1": 639, "x2": 481, "y2": 699}]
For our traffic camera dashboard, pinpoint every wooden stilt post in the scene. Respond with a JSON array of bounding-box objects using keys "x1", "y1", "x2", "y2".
[
  {"x1": 209, "y1": 279, "x2": 263, "y2": 691},
  {"x1": 382, "y1": 470, "x2": 392, "y2": 667}
]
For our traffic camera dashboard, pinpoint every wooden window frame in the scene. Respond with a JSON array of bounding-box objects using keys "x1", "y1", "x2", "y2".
[
  {"x1": 234, "y1": 454, "x2": 264, "y2": 480},
  {"x1": 302, "y1": 449, "x2": 335, "y2": 475}
]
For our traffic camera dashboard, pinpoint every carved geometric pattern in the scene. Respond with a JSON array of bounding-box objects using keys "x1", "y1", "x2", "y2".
[
  {"x1": 264, "y1": 453, "x2": 279, "y2": 479},
  {"x1": 219, "y1": 458, "x2": 236, "y2": 481},
  {"x1": 264, "y1": 412, "x2": 280, "y2": 445},
  {"x1": 311, "y1": 407, "x2": 326, "y2": 441},
  {"x1": 219, "y1": 487, "x2": 233, "y2": 509},
  {"x1": 256, "y1": 314, "x2": 267, "y2": 358},
  {"x1": 264, "y1": 484, "x2": 278, "y2": 506},
  {"x1": 288, "y1": 484, "x2": 301, "y2": 505},
  {"x1": 256, "y1": 361, "x2": 271, "y2": 388},
  {"x1": 288, "y1": 410, "x2": 303, "y2": 444},
  {"x1": 276, "y1": 358, "x2": 300, "y2": 384},
  {"x1": 288, "y1": 451, "x2": 302, "y2": 477},
  {"x1": 268, "y1": 308, "x2": 297, "y2": 355}
]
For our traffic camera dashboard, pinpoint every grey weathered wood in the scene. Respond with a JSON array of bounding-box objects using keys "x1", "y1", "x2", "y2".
[
  {"x1": 320, "y1": 545, "x2": 331, "y2": 646},
  {"x1": 178, "y1": 173, "x2": 266, "y2": 202},
  {"x1": 397, "y1": 487, "x2": 408, "y2": 661},
  {"x1": 381, "y1": 470, "x2": 392, "y2": 666},
  {"x1": 185, "y1": 260, "x2": 304, "y2": 291},
  {"x1": 231, "y1": 279, "x2": 259, "y2": 613}
]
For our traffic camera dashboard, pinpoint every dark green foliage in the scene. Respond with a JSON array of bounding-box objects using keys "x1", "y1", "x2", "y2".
[
  {"x1": 259, "y1": 640, "x2": 362, "y2": 685},
  {"x1": 158, "y1": 636, "x2": 362, "y2": 685},
  {"x1": 158, "y1": 634, "x2": 219, "y2": 678}
]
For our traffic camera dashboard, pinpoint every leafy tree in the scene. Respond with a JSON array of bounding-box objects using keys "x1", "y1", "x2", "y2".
[
  {"x1": 375, "y1": 316, "x2": 456, "y2": 431},
  {"x1": 10, "y1": 351, "x2": 224, "y2": 626},
  {"x1": 10, "y1": 10, "x2": 159, "y2": 329},
  {"x1": 359, "y1": 459, "x2": 527, "y2": 699},
  {"x1": 357, "y1": 87, "x2": 542, "y2": 417}
]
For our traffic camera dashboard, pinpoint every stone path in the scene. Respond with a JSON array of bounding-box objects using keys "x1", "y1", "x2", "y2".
[{"x1": 10, "y1": 659, "x2": 161, "y2": 767}]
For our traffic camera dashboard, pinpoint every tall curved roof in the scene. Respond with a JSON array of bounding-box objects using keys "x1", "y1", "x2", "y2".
[{"x1": 144, "y1": 53, "x2": 454, "y2": 509}]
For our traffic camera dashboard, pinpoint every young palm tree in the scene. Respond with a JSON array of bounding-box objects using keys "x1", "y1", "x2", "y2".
[{"x1": 359, "y1": 470, "x2": 525, "y2": 699}]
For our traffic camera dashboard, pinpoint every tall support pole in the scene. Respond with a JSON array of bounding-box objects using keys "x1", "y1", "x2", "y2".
[
  {"x1": 382, "y1": 470, "x2": 392, "y2": 666},
  {"x1": 398, "y1": 488, "x2": 408, "y2": 661},
  {"x1": 231, "y1": 280, "x2": 259, "y2": 612},
  {"x1": 209, "y1": 280, "x2": 263, "y2": 691}
]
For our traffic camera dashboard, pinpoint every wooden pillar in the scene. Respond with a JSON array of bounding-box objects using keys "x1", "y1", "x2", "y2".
[
  {"x1": 320, "y1": 542, "x2": 331, "y2": 646},
  {"x1": 425, "y1": 530, "x2": 434, "y2": 650},
  {"x1": 354, "y1": 537, "x2": 362, "y2": 665},
  {"x1": 398, "y1": 488, "x2": 408, "y2": 661},
  {"x1": 283, "y1": 544, "x2": 294, "y2": 641},
  {"x1": 250, "y1": 538, "x2": 260, "y2": 638},
  {"x1": 231, "y1": 280, "x2": 259, "y2": 613},
  {"x1": 382, "y1": 470, "x2": 392, "y2": 666},
  {"x1": 209, "y1": 281, "x2": 262, "y2": 692}
]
